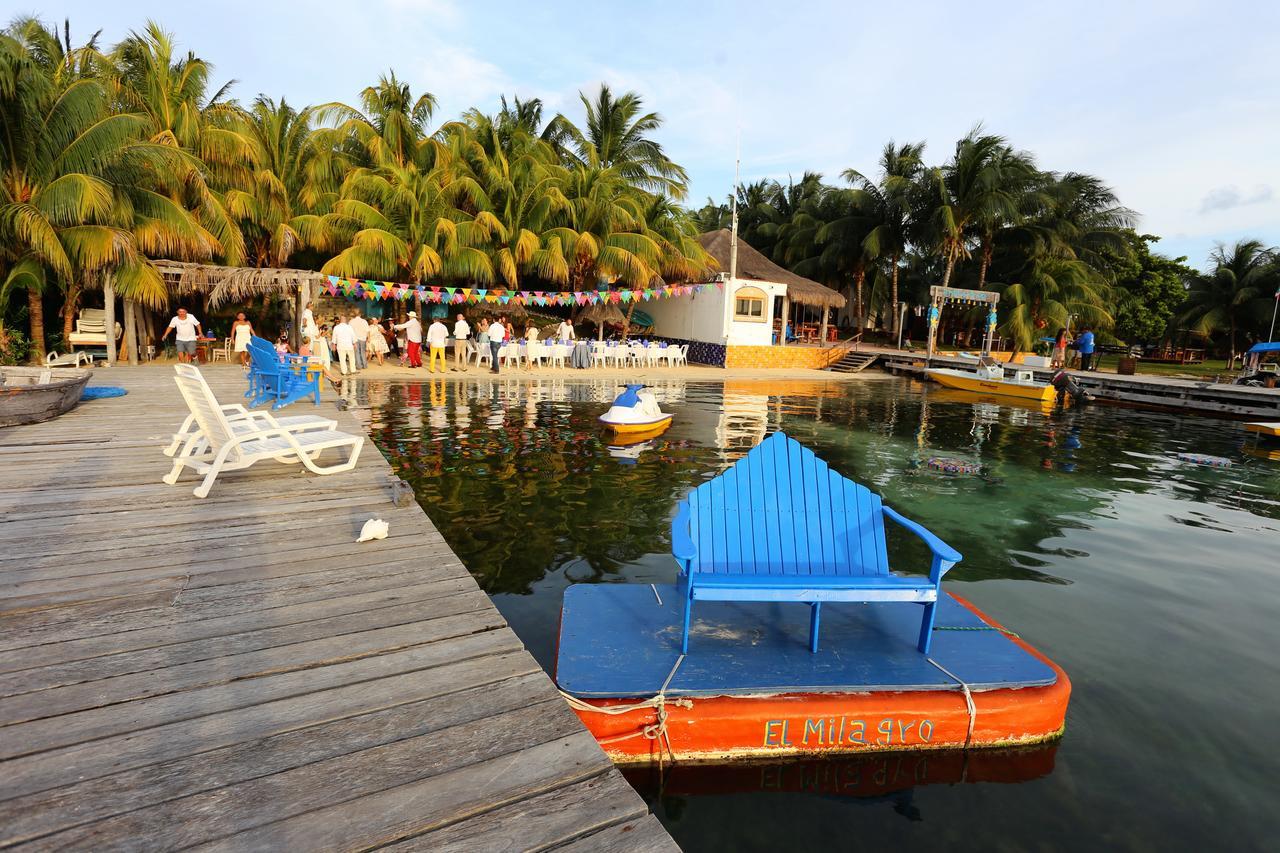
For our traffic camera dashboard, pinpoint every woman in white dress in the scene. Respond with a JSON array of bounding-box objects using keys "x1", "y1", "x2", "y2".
[
  {"x1": 366, "y1": 319, "x2": 390, "y2": 366},
  {"x1": 231, "y1": 313, "x2": 254, "y2": 367}
]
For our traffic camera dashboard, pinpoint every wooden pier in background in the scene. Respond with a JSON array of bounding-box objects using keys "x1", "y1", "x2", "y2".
[{"x1": 0, "y1": 367, "x2": 675, "y2": 851}]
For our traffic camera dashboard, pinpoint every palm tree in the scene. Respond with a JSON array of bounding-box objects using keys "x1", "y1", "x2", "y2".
[
  {"x1": 843, "y1": 141, "x2": 924, "y2": 333},
  {"x1": 917, "y1": 129, "x2": 1028, "y2": 290},
  {"x1": 0, "y1": 20, "x2": 210, "y2": 360},
  {"x1": 225, "y1": 96, "x2": 330, "y2": 267},
  {"x1": 999, "y1": 257, "x2": 1113, "y2": 352},
  {"x1": 315, "y1": 77, "x2": 497, "y2": 286},
  {"x1": 560, "y1": 85, "x2": 688, "y2": 198},
  {"x1": 1177, "y1": 240, "x2": 1278, "y2": 362},
  {"x1": 109, "y1": 21, "x2": 250, "y2": 266},
  {"x1": 451, "y1": 111, "x2": 572, "y2": 288}
]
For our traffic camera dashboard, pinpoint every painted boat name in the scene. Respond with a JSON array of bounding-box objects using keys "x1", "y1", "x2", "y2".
[{"x1": 763, "y1": 717, "x2": 934, "y2": 747}]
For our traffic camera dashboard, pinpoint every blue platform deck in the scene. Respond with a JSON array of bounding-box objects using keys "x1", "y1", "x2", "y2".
[{"x1": 556, "y1": 584, "x2": 1057, "y2": 698}]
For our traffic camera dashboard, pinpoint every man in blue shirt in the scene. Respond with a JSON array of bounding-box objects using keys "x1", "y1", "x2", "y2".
[{"x1": 1076, "y1": 328, "x2": 1096, "y2": 371}]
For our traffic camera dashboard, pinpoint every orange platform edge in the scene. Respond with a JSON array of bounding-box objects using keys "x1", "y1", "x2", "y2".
[{"x1": 570, "y1": 594, "x2": 1071, "y2": 764}]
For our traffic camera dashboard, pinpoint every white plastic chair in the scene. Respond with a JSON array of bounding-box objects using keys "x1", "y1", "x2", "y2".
[
  {"x1": 164, "y1": 364, "x2": 363, "y2": 498},
  {"x1": 527, "y1": 341, "x2": 546, "y2": 368},
  {"x1": 473, "y1": 341, "x2": 493, "y2": 369},
  {"x1": 548, "y1": 344, "x2": 568, "y2": 368},
  {"x1": 499, "y1": 343, "x2": 522, "y2": 369},
  {"x1": 45, "y1": 350, "x2": 92, "y2": 368},
  {"x1": 163, "y1": 401, "x2": 338, "y2": 457},
  {"x1": 210, "y1": 338, "x2": 231, "y2": 363},
  {"x1": 590, "y1": 343, "x2": 608, "y2": 368}
]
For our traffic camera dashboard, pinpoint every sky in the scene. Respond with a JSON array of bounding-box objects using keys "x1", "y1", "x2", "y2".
[{"x1": 35, "y1": 0, "x2": 1280, "y2": 269}]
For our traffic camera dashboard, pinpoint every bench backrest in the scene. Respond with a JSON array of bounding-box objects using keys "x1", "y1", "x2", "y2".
[
  {"x1": 173, "y1": 364, "x2": 239, "y2": 454},
  {"x1": 76, "y1": 308, "x2": 107, "y2": 332},
  {"x1": 684, "y1": 432, "x2": 888, "y2": 577}
]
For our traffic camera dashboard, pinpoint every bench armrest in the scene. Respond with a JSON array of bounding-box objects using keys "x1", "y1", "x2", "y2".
[
  {"x1": 883, "y1": 506, "x2": 962, "y2": 584},
  {"x1": 671, "y1": 501, "x2": 697, "y2": 571}
]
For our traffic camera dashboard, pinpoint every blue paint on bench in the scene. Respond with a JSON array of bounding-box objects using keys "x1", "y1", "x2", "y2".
[
  {"x1": 556, "y1": 584, "x2": 1055, "y2": 698},
  {"x1": 246, "y1": 337, "x2": 320, "y2": 410},
  {"x1": 672, "y1": 431, "x2": 963, "y2": 655}
]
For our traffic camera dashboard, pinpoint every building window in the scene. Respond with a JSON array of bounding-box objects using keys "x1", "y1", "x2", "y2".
[{"x1": 734, "y1": 286, "x2": 767, "y2": 322}]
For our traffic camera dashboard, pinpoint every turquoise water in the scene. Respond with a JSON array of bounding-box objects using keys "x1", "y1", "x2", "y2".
[{"x1": 356, "y1": 376, "x2": 1279, "y2": 852}]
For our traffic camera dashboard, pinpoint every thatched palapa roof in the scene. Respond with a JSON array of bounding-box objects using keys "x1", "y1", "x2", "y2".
[
  {"x1": 696, "y1": 230, "x2": 846, "y2": 309},
  {"x1": 152, "y1": 261, "x2": 327, "y2": 308}
]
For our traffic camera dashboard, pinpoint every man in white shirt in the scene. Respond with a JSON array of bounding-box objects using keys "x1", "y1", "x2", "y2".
[
  {"x1": 331, "y1": 316, "x2": 357, "y2": 375},
  {"x1": 348, "y1": 310, "x2": 370, "y2": 370},
  {"x1": 393, "y1": 311, "x2": 423, "y2": 367},
  {"x1": 556, "y1": 319, "x2": 575, "y2": 343},
  {"x1": 162, "y1": 308, "x2": 202, "y2": 363},
  {"x1": 486, "y1": 314, "x2": 506, "y2": 374},
  {"x1": 425, "y1": 316, "x2": 449, "y2": 373},
  {"x1": 452, "y1": 314, "x2": 471, "y2": 371}
]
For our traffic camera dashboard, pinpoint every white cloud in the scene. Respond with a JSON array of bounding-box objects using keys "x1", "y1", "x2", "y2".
[{"x1": 1199, "y1": 185, "x2": 1274, "y2": 214}]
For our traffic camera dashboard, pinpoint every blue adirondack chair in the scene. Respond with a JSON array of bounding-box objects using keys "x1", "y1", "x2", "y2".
[
  {"x1": 671, "y1": 431, "x2": 963, "y2": 655},
  {"x1": 246, "y1": 337, "x2": 321, "y2": 409}
]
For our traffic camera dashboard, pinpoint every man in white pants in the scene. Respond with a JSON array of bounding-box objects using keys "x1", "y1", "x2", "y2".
[
  {"x1": 332, "y1": 315, "x2": 357, "y2": 375},
  {"x1": 349, "y1": 309, "x2": 370, "y2": 370}
]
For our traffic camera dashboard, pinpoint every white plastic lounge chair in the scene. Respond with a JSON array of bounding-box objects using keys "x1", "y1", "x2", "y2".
[
  {"x1": 45, "y1": 350, "x2": 92, "y2": 368},
  {"x1": 163, "y1": 398, "x2": 339, "y2": 457},
  {"x1": 164, "y1": 364, "x2": 363, "y2": 498}
]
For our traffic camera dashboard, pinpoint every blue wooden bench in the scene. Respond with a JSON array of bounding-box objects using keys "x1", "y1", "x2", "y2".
[{"x1": 671, "y1": 431, "x2": 963, "y2": 655}]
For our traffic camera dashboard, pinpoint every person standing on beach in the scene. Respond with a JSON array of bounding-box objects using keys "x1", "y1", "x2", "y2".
[
  {"x1": 486, "y1": 314, "x2": 506, "y2": 374},
  {"x1": 349, "y1": 309, "x2": 369, "y2": 370},
  {"x1": 426, "y1": 315, "x2": 448, "y2": 373},
  {"x1": 1076, "y1": 327, "x2": 1096, "y2": 371},
  {"x1": 162, "y1": 307, "x2": 202, "y2": 364},
  {"x1": 394, "y1": 311, "x2": 423, "y2": 367},
  {"x1": 231, "y1": 312, "x2": 253, "y2": 367},
  {"x1": 556, "y1": 318, "x2": 575, "y2": 343},
  {"x1": 452, "y1": 313, "x2": 471, "y2": 371},
  {"x1": 332, "y1": 315, "x2": 357, "y2": 375}
]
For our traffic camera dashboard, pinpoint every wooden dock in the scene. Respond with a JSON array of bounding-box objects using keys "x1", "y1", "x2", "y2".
[{"x1": 0, "y1": 367, "x2": 676, "y2": 851}]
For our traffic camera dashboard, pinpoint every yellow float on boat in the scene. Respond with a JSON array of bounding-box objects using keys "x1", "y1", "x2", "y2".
[{"x1": 925, "y1": 364, "x2": 1057, "y2": 404}]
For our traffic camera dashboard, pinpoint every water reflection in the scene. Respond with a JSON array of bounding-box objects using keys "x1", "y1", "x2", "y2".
[{"x1": 354, "y1": 377, "x2": 1280, "y2": 598}]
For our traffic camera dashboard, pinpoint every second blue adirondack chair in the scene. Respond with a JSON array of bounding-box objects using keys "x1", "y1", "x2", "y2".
[
  {"x1": 671, "y1": 431, "x2": 963, "y2": 655},
  {"x1": 247, "y1": 337, "x2": 321, "y2": 409}
]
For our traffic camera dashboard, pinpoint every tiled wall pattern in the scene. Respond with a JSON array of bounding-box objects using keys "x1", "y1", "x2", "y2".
[{"x1": 723, "y1": 345, "x2": 847, "y2": 369}]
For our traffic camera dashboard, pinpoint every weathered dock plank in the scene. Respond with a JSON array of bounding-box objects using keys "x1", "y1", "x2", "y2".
[{"x1": 0, "y1": 366, "x2": 671, "y2": 851}]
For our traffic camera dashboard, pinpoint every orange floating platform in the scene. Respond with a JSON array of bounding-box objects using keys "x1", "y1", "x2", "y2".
[{"x1": 556, "y1": 585, "x2": 1070, "y2": 764}]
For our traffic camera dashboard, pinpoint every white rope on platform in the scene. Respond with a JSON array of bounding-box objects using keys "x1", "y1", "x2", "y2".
[
  {"x1": 927, "y1": 656, "x2": 977, "y2": 750},
  {"x1": 559, "y1": 654, "x2": 690, "y2": 761}
]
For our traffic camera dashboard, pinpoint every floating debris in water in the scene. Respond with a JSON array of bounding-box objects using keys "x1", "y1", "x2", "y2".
[
  {"x1": 926, "y1": 456, "x2": 983, "y2": 476},
  {"x1": 1175, "y1": 452, "x2": 1232, "y2": 468}
]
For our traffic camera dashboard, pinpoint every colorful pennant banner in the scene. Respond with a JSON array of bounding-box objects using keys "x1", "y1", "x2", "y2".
[{"x1": 322, "y1": 275, "x2": 720, "y2": 306}]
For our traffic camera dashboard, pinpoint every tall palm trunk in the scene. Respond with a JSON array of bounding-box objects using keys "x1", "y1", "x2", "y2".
[
  {"x1": 27, "y1": 287, "x2": 46, "y2": 362},
  {"x1": 103, "y1": 274, "x2": 117, "y2": 365},
  {"x1": 62, "y1": 279, "x2": 82, "y2": 343},
  {"x1": 123, "y1": 299, "x2": 139, "y2": 365},
  {"x1": 977, "y1": 240, "x2": 994, "y2": 289},
  {"x1": 940, "y1": 244, "x2": 958, "y2": 290},
  {"x1": 889, "y1": 252, "x2": 901, "y2": 335},
  {"x1": 621, "y1": 297, "x2": 636, "y2": 341},
  {"x1": 853, "y1": 269, "x2": 866, "y2": 331}
]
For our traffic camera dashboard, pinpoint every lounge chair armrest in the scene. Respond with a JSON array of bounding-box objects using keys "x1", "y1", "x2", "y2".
[
  {"x1": 883, "y1": 506, "x2": 963, "y2": 581},
  {"x1": 671, "y1": 501, "x2": 697, "y2": 569}
]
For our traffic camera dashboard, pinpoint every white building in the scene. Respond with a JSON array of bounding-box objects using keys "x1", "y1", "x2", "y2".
[{"x1": 642, "y1": 229, "x2": 846, "y2": 351}]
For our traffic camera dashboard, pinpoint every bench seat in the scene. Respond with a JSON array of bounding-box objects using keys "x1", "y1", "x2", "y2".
[
  {"x1": 691, "y1": 573, "x2": 936, "y2": 603},
  {"x1": 673, "y1": 432, "x2": 962, "y2": 655}
]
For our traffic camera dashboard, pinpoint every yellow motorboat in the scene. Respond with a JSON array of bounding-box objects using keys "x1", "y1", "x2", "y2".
[
  {"x1": 925, "y1": 363, "x2": 1057, "y2": 404},
  {"x1": 1243, "y1": 421, "x2": 1280, "y2": 439}
]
